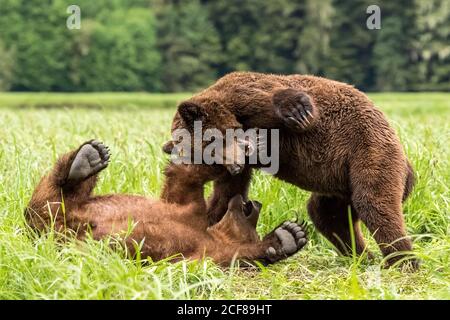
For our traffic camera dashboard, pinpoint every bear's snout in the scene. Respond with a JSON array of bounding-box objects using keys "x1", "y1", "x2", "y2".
[{"x1": 226, "y1": 164, "x2": 244, "y2": 176}]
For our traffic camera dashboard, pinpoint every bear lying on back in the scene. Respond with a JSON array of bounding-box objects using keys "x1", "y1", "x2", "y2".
[
  {"x1": 25, "y1": 139, "x2": 307, "y2": 266},
  {"x1": 163, "y1": 71, "x2": 417, "y2": 269}
]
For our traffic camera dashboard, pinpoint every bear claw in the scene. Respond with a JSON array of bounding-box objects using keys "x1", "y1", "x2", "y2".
[{"x1": 274, "y1": 90, "x2": 315, "y2": 132}]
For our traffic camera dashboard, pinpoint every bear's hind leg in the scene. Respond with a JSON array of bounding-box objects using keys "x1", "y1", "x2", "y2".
[
  {"x1": 351, "y1": 187, "x2": 418, "y2": 269},
  {"x1": 58, "y1": 140, "x2": 110, "y2": 203},
  {"x1": 26, "y1": 140, "x2": 110, "y2": 232},
  {"x1": 350, "y1": 159, "x2": 419, "y2": 270},
  {"x1": 307, "y1": 193, "x2": 370, "y2": 257}
]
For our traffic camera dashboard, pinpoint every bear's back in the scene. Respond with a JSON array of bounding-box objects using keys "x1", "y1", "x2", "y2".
[{"x1": 210, "y1": 72, "x2": 388, "y2": 135}]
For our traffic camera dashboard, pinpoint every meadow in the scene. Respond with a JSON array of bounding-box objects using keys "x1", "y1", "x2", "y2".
[{"x1": 0, "y1": 92, "x2": 448, "y2": 300}]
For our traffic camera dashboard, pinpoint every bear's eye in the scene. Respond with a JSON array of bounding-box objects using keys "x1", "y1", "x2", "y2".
[
  {"x1": 237, "y1": 138, "x2": 254, "y2": 156},
  {"x1": 245, "y1": 143, "x2": 254, "y2": 157}
]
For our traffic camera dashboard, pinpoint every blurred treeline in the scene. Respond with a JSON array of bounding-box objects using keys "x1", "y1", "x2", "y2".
[{"x1": 0, "y1": 0, "x2": 449, "y2": 92}]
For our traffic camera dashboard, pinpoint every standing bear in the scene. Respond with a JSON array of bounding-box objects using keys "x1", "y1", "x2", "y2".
[{"x1": 163, "y1": 71, "x2": 417, "y2": 268}]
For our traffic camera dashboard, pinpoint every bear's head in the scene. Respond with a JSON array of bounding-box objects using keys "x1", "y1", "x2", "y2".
[
  {"x1": 162, "y1": 98, "x2": 252, "y2": 176},
  {"x1": 208, "y1": 194, "x2": 262, "y2": 244}
]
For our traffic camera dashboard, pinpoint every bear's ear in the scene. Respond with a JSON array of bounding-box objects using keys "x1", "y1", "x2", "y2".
[{"x1": 178, "y1": 101, "x2": 206, "y2": 127}]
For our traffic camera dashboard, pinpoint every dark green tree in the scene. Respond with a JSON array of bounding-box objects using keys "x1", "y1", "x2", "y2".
[
  {"x1": 294, "y1": 0, "x2": 333, "y2": 75},
  {"x1": 205, "y1": 0, "x2": 303, "y2": 75},
  {"x1": 0, "y1": 0, "x2": 161, "y2": 91},
  {"x1": 415, "y1": 0, "x2": 450, "y2": 91},
  {"x1": 154, "y1": 0, "x2": 222, "y2": 92},
  {"x1": 0, "y1": 39, "x2": 15, "y2": 91},
  {"x1": 0, "y1": 0, "x2": 448, "y2": 92},
  {"x1": 372, "y1": 0, "x2": 420, "y2": 91},
  {"x1": 325, "y1": 0, "x2": 376, "y2": 90},
  {"x1": 0, "y1": 0, "x2": 72, "y2": 90},
  {"x1": 72, "y1": 8, "x2": 161, "y2": 91}
]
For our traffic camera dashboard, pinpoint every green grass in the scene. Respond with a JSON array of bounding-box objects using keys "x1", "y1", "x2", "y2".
[
  {"x1": 0, "y1": 92, "x2": 449, "y2": 299},
  {"x1": 0, "y1": 92, "x2": 192, "y2": 109}
]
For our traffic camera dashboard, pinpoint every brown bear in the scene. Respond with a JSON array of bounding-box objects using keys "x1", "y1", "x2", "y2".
[
  {"x1": 163, "y1": 71, "x2": 417, "y2": 268},
  {"x1": 25, "y1": 139, "x2": 307, "y2": 266}
]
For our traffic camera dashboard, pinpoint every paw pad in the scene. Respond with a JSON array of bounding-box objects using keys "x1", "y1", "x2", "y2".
[
  {"x1": 265, "y1": 221, "x2": 307, "y2": 263},
  {"x1": 67, "y1": 140, "x2": 111, "y2": 182}
]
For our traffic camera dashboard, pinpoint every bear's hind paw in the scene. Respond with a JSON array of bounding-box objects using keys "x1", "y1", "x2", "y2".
[{"x1": 67, "y1": 140, "x2": 110, "y2": 182}]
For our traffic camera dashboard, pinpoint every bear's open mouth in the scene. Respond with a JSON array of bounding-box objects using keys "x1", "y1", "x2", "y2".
[{"x1": 243, "y1": 201, "x2": 254, "y2": 217}]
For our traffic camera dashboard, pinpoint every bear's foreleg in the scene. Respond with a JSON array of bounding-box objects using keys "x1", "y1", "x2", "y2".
[
  {"x1": 206, "y1": 167, "x2": 252, "y2": 225},
  {"x1": 207, "y1": 221, "x2": 308, "y2": 266}
]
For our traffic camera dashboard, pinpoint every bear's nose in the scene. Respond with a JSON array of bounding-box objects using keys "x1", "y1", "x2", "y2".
[{"x1": 227, "y1": 164, "x2": 244, "y2": 176}]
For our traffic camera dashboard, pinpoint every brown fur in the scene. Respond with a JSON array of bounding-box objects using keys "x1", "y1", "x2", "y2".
[
  {"x1": 25, "y1": 143, "x2": 305, "y2": 266},
  {"x1": 165, "y1": 71, "x2": 418, "y2": 268}
]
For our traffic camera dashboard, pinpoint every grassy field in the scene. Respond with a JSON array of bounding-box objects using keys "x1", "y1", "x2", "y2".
[{"x1": 0, "y1": 92, "x2": 448, "y2": 300}]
